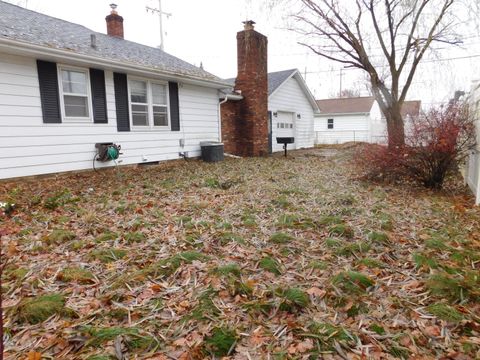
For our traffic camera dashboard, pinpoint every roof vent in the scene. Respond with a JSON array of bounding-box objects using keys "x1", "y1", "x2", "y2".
[{"x1": 90, "y1": 34, "x2": 97, "y2": 49}]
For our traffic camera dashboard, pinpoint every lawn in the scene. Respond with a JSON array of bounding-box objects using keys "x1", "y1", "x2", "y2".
[{"x1": 1, "y1": 146, "x2": 479, "y2": 359}]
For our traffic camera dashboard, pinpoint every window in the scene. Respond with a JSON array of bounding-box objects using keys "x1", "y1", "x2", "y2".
[
  {"x1": 128, "y1": 79, "x2": 169, "y2": 129},
  {"x1": 59, "y1": 67, "x2": 91, "y2": 121},
  {"x1": 327, "y1": 118, "x2": 334, "y2": 129}
]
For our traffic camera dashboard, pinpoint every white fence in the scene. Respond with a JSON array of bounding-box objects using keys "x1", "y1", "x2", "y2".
[{"x1": 315, "y1": 130, "x2": 387, "y2": 145}]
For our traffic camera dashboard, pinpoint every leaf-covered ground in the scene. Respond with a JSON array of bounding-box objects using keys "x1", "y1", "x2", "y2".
[{"x1": 1, "y1": 146, "x2": 480, "y2": 359}]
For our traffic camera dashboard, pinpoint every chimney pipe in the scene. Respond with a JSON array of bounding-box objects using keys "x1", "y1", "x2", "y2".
[{"x1": 106, "y1": 3, "x2": 124, "y2": 39}]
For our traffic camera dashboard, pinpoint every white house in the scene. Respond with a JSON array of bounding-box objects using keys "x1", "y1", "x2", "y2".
[
  {"x1": 267, "y1": 69, "x2": 319, "y2": 152},
  {"x1": 0, "y1": 2, "x2": 231, "y2": 180},
  {"x1": 466, "y1": 80, "x2": 480, "y2": 205},
  {"x1": 314, "y1": 96, "x2": 421, "y2": 144}
]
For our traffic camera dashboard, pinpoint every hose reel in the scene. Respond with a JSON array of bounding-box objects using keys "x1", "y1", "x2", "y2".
[{"x1": 95, "y1": 143, "x2": 121, "y2": 162}]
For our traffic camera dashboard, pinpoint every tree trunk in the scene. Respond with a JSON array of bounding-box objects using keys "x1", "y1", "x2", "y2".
[{"x1": 384, "y1": 107, "x2": 405, "y2": 149}]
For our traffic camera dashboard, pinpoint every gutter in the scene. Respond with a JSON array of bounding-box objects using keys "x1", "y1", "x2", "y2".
[{"x1": 0, "y1": 38, "x2": 232, "y2": 89}]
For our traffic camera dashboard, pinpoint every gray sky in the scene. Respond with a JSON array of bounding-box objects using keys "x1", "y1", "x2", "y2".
[{"x1": 6, "y1": 0, "x2": 480, "y2": 105}]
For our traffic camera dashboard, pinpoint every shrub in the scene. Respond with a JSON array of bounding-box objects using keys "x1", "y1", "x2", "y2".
[{"x1": 356, "y1": 103, "x2": 476, "y2": 189}]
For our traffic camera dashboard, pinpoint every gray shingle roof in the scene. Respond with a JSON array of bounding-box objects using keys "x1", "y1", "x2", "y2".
[
  {"x1": 0, "y1": 1, "x2": 225, "y2": 84},
  {"x1": 225, "y1": 69, "x2": 298, "y2": 95}
]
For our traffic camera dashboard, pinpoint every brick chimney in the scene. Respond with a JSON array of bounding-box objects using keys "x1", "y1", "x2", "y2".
[
  {"x1": 106, "y1": 3, "x2": 124, "y2": 39},
  {"x1": 235, "y1": 20, "x2": 269, "y2": 156},
  {"x1": 220, "y1": 21, "x2": 269, "y2": 157}
]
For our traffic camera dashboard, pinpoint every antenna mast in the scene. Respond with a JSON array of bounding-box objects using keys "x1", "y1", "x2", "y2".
[{"x1": 146, "y1": 0, "x2": 172, "y2": 51}]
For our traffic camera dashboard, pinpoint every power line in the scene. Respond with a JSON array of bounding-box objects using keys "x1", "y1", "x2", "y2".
[{"x1": 304, "y1": 54, "x2": 480, "y2": 74}]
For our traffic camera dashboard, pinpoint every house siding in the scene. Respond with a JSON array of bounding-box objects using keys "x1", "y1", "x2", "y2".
[
  {"x1": 0, "y1": 53, "x2": 220, "y2": 179},
  {"x1": 268, "y1": 76, "x2": 315, "y2": 151},
  {"x1": 314, "y1": 114, "x2": 370, "y2": 144},
  {"x1": 466, "y1": 80, "x2": 480, "y2": 205}
]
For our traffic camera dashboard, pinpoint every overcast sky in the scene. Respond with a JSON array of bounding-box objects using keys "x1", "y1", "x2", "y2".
[{"x1": 6, "y1": 0, "x2": 480, "y2": 105}]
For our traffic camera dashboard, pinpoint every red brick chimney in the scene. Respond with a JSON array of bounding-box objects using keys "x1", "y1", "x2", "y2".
[
  {"x1": 235, "y1": 20, "x2": 269, "y2": 156},
  {"x1": 106, "y1": 3, "x2": 124, "y2": 39}
]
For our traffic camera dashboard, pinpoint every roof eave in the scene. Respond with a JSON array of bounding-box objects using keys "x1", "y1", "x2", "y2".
[
  {"x1": 0, "y1": 37, "x2": 231, "y2": 89},
  {"x1": 315, "y1": 112, "x2": 370, "y2": 116}
]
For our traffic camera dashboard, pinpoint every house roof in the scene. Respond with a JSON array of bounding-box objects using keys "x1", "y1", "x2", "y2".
[
  {"x1": 225, "y1": 69, "x2": 319, "y2": 111},
  {"x1": 401, "y1": 100, "x2": 422, "y2": 118},
  {"x1": 316, "y1": 97, "x2": 375, "y2": 114},
  {"x1": 0, "y1": 1, "x2": 227, "y2": 86},
  {"x1": 316, "y1": 97, "x2": 422, "y2": 117},
  {"x1": 225, "y1": 69, "x2": 299, "y2": 96},
  {"x1": 268, "y1": 69, "x2": 298, "y2": 95}
]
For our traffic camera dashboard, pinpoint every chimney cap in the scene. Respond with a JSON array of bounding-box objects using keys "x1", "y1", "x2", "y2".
[
  {"x1": 243, "y1": 20, "x2": 256, "y2": 30},
  {"x1": 110, "y1": 3, "x2": 118, "y2": 13}
]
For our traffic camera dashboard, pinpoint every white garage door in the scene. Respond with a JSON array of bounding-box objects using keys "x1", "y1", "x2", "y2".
[{"x1": 273, "y1": 111, "x2": 295, "y2": 152}]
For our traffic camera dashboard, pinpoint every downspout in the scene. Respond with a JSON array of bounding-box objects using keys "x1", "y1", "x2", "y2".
[{"x1": 218, "y1": 94, "x2": 229, "y2": 142}]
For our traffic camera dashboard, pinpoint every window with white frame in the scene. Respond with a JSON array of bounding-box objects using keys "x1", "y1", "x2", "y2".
[
  {"x1": 59, "y1": 67, "x2": 91, "y2": 120},
  {"x1": 327, "y1": 118, "x2": 334, "y2": 129},
  {"x1": 129, "y1": 79, "x2": 169, "y2": 128}
]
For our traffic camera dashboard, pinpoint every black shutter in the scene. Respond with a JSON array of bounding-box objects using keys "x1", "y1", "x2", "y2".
[
  {"x1": 90, "y1": 68, "x2": 108, "y2": 124},
  {"x1": 169, "y1": 82, "x2": 180, "y2": 131},
  {"x1": 113, "y1": 72, "x2": 130, "y2": 132},
  {"x1": 36, "y1": 60, "x2": 61, "y2": 123}
]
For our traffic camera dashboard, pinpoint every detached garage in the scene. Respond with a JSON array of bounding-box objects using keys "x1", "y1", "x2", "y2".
[{"x1": 268, "y1": 69, "x2": 319, "y2": 153}]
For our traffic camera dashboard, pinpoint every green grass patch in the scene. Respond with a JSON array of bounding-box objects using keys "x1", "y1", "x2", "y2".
[
  {"x1": 332, "y1": 271, "x2": 375, "y2": 295},
  {"x1": 272, "y1": 195, "x2": 291, "y2": 209},
  {"x1": 259, "y1": 256, "x2": 281, "y2": 275},
  {"x1": 43, "y1": 229, "x2": 76, "y2": 245},
  {"x1": 187, "y1": 287, "x2": 219, "y2": 321},
  {"x1": 368, "y1": 231, "x2": 389, "y2": 244},
  {"x1": 270, "y1": 232, "x2": 293, "y2": 244},
  {"x1": 329, "y1": 224, "x2": 354, "y2": 238},
  {"x1": 90, "y1": 249, "x2": 127, "y2": 263},
  {"x1": 300, "y1": 322, "x2": 354, "y2": 351},
  {"x1": 58, "y1": 267, "x2": 95, "y2": 284},
  {"x1": 318, "y1": 215, "x2": 343, "y2": 226},
  {"x1": 18, "y1": 294, "x2": 65, "y2": 324},
  {"x1": 204, "y1": 327, "x2": 237, "y2": 357},
  {"x1": 336, "y1": 241, "x2": 371, "y2": 256},
  {"x1": 325, "y1": 237, "x2": 343, "y2": 248},
  {"x1": 309, "y1": 260, "x2": 328, "y2": 270},
  {"x1": 219, "y1": 232, "x2": 245, "y2": 245},
  {"x1": 369, "y1": 323, "x2": 386, "y2": 335},
  {"x1": 95, "y1": 232, "x2": 118, "y2": 243},
  {"x1": 413, "y1": 253, "x2": 439, "y2": 269},
  {"x1": 427, "y1": 303, "x2": 464, "y2": 322},
  {"x1": 124, "y1": 231, "x2": 146, "y2": 243},
  {"x1": 277, "y1": 288, "x2": 310, "y2": 311},
  {"x1": 426, "y1": 272, "x2": 479, "y2": 302},
  {"x1": 357, "y1": 257, "x2": 385, "y2": 268},
  {"x1": 213, "y1": 263, "x2": 241, "y2": 277}
]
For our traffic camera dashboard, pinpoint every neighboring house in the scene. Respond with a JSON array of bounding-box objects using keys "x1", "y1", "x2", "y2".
[
  {"x1": 220, "y1": 22, "x2": 319, "y2": 156},
  {"x1": 466, "y1": 80, "x2": 480, "y2": 205},
  {"x1": 0, "y1": 2, "x2": 230, "y2": 179},
  {"x1": 314, "y1": 96, "x2": 421, "y2": 144}
]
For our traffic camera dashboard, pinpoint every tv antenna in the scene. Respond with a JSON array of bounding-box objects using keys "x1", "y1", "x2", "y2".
[{"x1": 146, "y1": 0, "x2": 172, "y2": 51}]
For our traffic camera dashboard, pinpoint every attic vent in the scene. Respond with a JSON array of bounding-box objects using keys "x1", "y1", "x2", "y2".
[{"x1": 90, "y1": 34, "x2": 97, "y2": 49}]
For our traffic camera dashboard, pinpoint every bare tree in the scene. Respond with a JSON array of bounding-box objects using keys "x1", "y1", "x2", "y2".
[
  {"x1": 333, "y1": 88, "x2": 362, "y2": 98},
  {"x1": 287, "y1": 0, "x2": 464, "y2": 148}
]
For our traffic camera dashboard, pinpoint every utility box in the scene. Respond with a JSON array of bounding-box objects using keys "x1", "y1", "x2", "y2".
[{"x1": 200, "y1": 142, "x2": 224, "y2": 163}]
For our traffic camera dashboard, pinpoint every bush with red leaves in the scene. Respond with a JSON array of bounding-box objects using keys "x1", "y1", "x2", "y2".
[{"x1": 356, "y1": 103, "x2": 476, "y2": 189}]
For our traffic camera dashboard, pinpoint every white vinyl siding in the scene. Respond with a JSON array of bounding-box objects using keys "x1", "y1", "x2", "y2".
[
  {"x1": 268, "y1": 75, "x2": 315, "y2": 152},
  {"x1": 314, "y1": 114, "x2": 370, "y2": 144},
  {"x1": 0, "y1": 53, "x2": 221, "y2": 179}
]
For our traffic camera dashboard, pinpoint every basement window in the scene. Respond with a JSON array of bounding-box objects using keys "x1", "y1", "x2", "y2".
[{"x1": 327, "y1": 118, "x2": 334, "y2": 129}]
